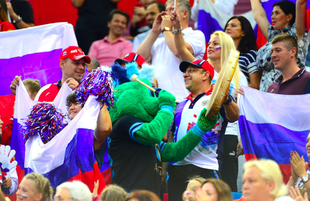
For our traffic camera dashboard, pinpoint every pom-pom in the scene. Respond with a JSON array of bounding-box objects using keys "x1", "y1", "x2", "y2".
[
  {"x1": 75, "y1": 69, "x2": 114, "y2": 108},
  {"x1": 22, "y1": 103, "x2": 66, "y2": 144}
]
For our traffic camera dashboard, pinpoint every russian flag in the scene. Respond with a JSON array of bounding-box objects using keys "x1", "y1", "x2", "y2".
[
  {"x1": 238, "y1": 86, "x2": 310, "y2": 183},
  {"x1": 0, "y1": 22, "x2": 77, "y2": 133},
  {"x1": 11, "y1": 80, "x2": 106, "y2": 192},
  {"x1": 197, "y1": 0, "x2": 256, "y2": 43}
]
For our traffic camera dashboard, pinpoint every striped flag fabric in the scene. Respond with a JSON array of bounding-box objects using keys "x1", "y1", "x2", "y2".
[
  {"x1": 238, "y1": 86, "x2": 310, "y2": 182},
  {"x1": 0, "y1": 22, "x2": 77, "y2": 130},
  {"x1": 197, "y1": 0, "x2": 256, "y2": 43},
  {"x1": 11, "y1": 80, "x2": 106, "y2": 192}
]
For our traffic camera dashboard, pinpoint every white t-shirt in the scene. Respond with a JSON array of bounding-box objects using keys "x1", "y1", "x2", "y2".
[
  {"x1": 151, "y1": 27, "x2": 206, "y2": 103},
  {"x1": 173, "y1": 94, "x2": 224, "y2": 170}
]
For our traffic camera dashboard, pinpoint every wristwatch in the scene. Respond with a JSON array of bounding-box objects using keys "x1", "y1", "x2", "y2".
[
  {"x1": 302, "y1": 175, "x2": 309, "y2": 183},
  {"x1": 162, "y1": 27, "x2": 170, "y2": 33},
  {"x1": 13, "y1": 15, "x2": 22, "y2": 24}
]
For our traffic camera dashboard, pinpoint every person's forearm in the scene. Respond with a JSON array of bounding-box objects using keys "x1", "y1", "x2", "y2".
[
  {"x1": 174, "y1": 31, "x2": 196, "y2": 61},
  {"x1": 224, "y1": 101, "x2": 239, "y2": 122},
  {"x1": 95, "y1": 104, "x2": 112, "y2": 143},
  {"x1": 287, "y1": 176, "x2": 298, "y2": 188},
  {"x1": 163, "y1": 31, "x2": 179, "y2": 57},
  {"x1": 10, "y1": 13, "x2": 34, "y2": 29},
  {"x1": 295, "y1": 0, "x2": 307, "y2": 40},
  {"x1": 136, "y1": 31, "x2": 159, "y2": 60},
  {"x1": 250, "y1": 0, "x2": 269, "y2": 39}
]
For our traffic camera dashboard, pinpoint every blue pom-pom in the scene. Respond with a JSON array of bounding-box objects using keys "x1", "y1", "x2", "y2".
[
  {"x1": 22, "y1": 103, "x2": 66, "y2": 144},
  {"x1": 75, "y1": 69, "x2": 114, "y2": 108}
]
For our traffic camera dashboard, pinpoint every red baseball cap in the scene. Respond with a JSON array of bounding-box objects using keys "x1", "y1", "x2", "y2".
[
  {"x1": 115, "y1": 52, "x2": 146, "y2": 67},
  {"x1": 59, "y1": 46, "x2": 91, "y2": 64},
  {"x1": 179, "y1": 59, "x2": 214, "y2": 80}
]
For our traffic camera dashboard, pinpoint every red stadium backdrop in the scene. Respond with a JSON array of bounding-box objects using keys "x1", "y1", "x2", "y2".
[{"x1": 31, "y1": 0, "x2": 194, "y2": 27}]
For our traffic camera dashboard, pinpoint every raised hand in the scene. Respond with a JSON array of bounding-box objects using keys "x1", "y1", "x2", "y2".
[
  {"x1": 289, "y1": 186, "x2": 308, "y2": 201},
  {"x1": 0, "y1": 145, "x2": 17, "y2": 172},
  {"x1": 152, "y1": 12, "x2": 168, "y2": 34},
  {"x1": 290, "y1": 151, "x2": 308, "y2": 178},
  {"x1": 170, "y1": 10, "x2": 181, "y2": 29}
]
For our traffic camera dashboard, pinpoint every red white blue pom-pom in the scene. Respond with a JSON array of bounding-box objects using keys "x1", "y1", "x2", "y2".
[
  {"x1": 22, "y1": 103, "x2": 66, "y2": 144},
  {"x1": 75, "y1": 69, "x2": 114, "y2": 108}
]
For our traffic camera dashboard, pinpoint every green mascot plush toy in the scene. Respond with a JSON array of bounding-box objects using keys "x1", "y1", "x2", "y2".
[{"x1": 108, "y1": 78, "x2": 219, "y2": 195}]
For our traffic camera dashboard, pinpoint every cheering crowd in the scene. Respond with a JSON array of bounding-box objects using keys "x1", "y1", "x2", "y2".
[{"x1": 0, "y1": 0, "x2": 310, "y2": 200}]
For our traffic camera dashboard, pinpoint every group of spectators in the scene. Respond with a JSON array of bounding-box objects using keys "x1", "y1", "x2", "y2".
[{"x1": 1, "y1": 0, "x2": 310, "y2": 201}]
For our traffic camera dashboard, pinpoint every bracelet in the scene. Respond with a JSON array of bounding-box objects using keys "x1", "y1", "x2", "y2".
[
  {"x1": 171, "y1": 26, "x2": 182, "y2": 34},
  {"x1": 223, "y1": 96, "x2": 232, "y2": 105},
  {"x1": 13, "y1": 15, "x2": 22, "y2": 24}
]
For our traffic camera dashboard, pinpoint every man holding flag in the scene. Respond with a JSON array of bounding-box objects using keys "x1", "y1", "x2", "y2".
[
  {"x1": 238, "y1": 34, "x2": 310, "y2": 182},
  {"x1": 10, "y1": 46, "x2": 91, "y2": 102}
]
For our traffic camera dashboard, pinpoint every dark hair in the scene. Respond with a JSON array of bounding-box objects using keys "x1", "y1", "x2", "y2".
[
  {"x1": 125, "y1": 190, "x2": 161, "y2": 201},
  {"x1": 149, "y1": 1, "x2": 165, "y2": 13},
  {"x1": 66, "y1": 92, "x2": 79, "y2": 108},
  {"x1": 108, "y1": 9, "x2": 130, "y2": 27},
  {"x1": 202, "y1": 178, "x2": 232, "y2": 201},
  {"x1": 224, "y1": 16, "x2": 257, "y2": 53},
  {"x1": 271, "y1": 34, "x2": 298, "y2": 58},
  {"x1": 273, "y1": 0, "x2": 295, "y2": 26}
]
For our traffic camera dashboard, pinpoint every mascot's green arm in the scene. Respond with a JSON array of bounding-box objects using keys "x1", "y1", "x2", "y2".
[
  {"x1": 160, "y1": 109, "x2": 220, "y2": 162},
  {"x1": 135, "y1": 109, "x2": 174, "y2": 146}
]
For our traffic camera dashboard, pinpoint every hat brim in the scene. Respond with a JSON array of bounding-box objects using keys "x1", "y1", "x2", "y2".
[
  {"x1": 72, "y1": 55, "x2": 91, "y2": 64},
  {"x1": 115, "y1": 58, "x2": 129, "y2": 65},
  {"x1": 179, "y1": 61, "x2": 201, "y2": 72}
]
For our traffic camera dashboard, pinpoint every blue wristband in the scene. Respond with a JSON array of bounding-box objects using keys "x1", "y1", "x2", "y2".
[
  {"x1": 192, "y1": 124, "x2": 205, "y2": 137},
  {"x1": 160, "y1": 105, "x2": 174, "y2": 113}
]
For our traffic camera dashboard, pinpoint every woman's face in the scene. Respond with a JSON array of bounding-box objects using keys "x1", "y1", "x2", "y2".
[
  {"x1": 68, "y1": 102, "x2": 83, "y2": 120},
  {"x1": 202, "y1": 183, "x2": 218, "y2": 201},
  {"x1": 225, "y1": 18, "x2": 245, "y2": 41},
  {"x1": 207, "y1": 35, "x2": 221, "y2": 61},
  {"x1": 16, "y1": 179, "x2": 41, "y2": 201},
  {"x1": 183, "y1": 190, "x2": 196, "y2": 201},
  {"x1": 242, "y1": 167, "x2": 272, "y2": 201},
  {"x1": 271, "y1": 6, "x2": 291, "y2": 30},
  {"x1": 306, "y1": 132, "x2": 310, "y2": 158}
]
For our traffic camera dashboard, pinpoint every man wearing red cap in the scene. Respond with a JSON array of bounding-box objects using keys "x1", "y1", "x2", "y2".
[
  {"x1": 33, "y1": 46, "x2": 91, "y2": 102},
  {"x1": 167, "y1": 59, "x2": 240, "y2": 200},
  {"x1": 10, "y1": 46, "x2": 91, "y2": 102}
]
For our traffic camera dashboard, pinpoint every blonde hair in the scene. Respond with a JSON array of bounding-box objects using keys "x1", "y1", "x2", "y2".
[
  {"x1": 23, "y1": 79, "x2": 41, "y2": 94},
  {"x1": 187, "y1": 176, "x2": 206, "y2": 191},
  {"x1": 56, "y1": 181, "x2": 92, "y2": 201},
  {"x1": 100, "y1": 184, "x2": 127, "y2": 201},
  {"x1": 24, "y1": 173, "x2": 53, "y2": 201},
  {"x1": 244, "y1": 159, "x2": 288, "y2": 197},
  {"x1": 209, "y1": 31, "x2": 241, "y2": 89}
]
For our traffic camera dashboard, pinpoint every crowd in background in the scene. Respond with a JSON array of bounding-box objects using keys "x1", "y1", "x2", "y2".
[{"x1": 0, "y1": 0, "x2": 310, "y2": 201}]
